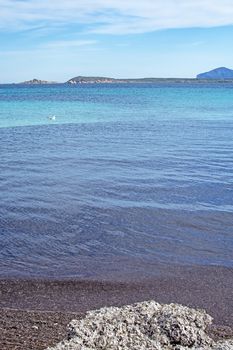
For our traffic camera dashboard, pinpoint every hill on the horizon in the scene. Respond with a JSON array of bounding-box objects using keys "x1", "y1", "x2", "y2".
[
  {"x1": 66, "y1": 76, "x2": 199, "y2": 84},
  {"x1": 197, "y1": 67, "x2": 233, "y2": 79}
]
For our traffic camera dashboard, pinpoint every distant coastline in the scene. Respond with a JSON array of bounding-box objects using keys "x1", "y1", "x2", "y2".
[
  {"x1": 66, "y1": 76, "x2": 233, "y2": 84},
  {"x1": 10, "y1": 77, "x2": 233, "y2": 85},
  {"x1": 4, "y1": 67, "x2": 233, "y2": 84}
]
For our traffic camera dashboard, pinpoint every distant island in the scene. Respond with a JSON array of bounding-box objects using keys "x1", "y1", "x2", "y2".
[
  {"x1": 66, "y1": 76, "x2": 200, "y2": 84},
  {"x1": 197, "y1": 67, "x2": 233, "y2": 79},
  {"x1": 14, "y1": 68, "x2": 233, "y2": 85},
  {"x1": 66, "y1": 75, "x2": 233, "y2": 84},
  {"x1": 19, "y1": 78, "x2": 58, "y2": 85},
  {"x1": 67, "y1": 76, "x2": 119, "y2": 84}
]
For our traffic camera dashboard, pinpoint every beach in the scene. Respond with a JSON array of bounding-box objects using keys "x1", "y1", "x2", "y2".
[{"x1": 1, "y1": 265, "x2": 232, "y2": 349}]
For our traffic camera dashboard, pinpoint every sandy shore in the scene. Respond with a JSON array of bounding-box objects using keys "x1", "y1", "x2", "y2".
[{"x1": 0, "y1": 265, "x2": 232, "y2": 350}]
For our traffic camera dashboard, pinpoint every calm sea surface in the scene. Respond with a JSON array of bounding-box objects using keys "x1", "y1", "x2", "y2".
[{"x1": 0, "y1": 83, "x2": 233, "y2": 278}]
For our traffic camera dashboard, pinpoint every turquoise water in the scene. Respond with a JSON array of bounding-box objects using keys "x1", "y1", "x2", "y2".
[
  {"x1": 1, "y1": 84, "x2": 233, "y2": 128},
  {"x1": 0, "y1": 83, "x2": 233, "y2": 278}
]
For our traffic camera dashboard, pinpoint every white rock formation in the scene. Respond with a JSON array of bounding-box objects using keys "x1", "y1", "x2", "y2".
[{"x1": 47, "y1": 300, "x2": 233, "y2": 350}]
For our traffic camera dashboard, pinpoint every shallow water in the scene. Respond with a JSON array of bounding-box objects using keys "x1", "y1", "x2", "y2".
[{"x1": 0, "y1": 83, "x2": 233, "y2": 278}]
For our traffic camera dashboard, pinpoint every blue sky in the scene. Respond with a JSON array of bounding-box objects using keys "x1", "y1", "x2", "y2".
[{"x1": 1, "y1": 0, "x2": 233, "y2": 82}]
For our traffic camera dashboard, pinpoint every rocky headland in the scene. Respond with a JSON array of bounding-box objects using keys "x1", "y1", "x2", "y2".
[
  {"x1": 66, "y1": 76, "x2": 233, "y2": 84},
  {"x1": 67, "y1": 76, "x2": 120, "y2": 84},
  {"x1": 19, "y1": 78, "x2": 58, "y2": 84}
]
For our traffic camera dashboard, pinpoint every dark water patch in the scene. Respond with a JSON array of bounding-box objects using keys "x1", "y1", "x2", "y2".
[{"x1": 0, "y1": 119, "x2": 233, "y2": 278}]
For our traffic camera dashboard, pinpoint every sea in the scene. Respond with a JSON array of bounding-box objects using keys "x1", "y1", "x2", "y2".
[{"x1": 0, "y1": 83, "x2": 233, "y2": 279}]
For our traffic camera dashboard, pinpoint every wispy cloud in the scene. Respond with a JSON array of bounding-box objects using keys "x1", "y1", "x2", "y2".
[
  {"x1": 0, "y1": 40, "x2": 98, "y2": 57},
  {"x1": 1, "y1": 0, "x2": 233, "y2": 35},
  {"x1": 42, "y1": 39, "x2": 97, "y2": 49}
]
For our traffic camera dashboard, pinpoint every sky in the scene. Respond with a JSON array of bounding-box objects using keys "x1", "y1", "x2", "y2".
[{"x1": 1, "y1": 0, "x2": 233, "y2": 82}]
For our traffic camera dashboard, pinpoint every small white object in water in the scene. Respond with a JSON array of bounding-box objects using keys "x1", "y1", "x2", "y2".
[{"x1": 48, "y1": 115, "x2": 56, "y2": 121}]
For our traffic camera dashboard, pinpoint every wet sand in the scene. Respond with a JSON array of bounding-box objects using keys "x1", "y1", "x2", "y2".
[{"x1": 0, "y1": 265, "x2": 232, "y2": 350}]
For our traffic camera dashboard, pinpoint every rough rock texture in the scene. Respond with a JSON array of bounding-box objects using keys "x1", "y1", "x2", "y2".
[
  {"x1": 46, "y1": 300, "x2": 233, "y2": 350},
  {"x1": 211, "y1": 341, "x2": 233, "y2": 350}
]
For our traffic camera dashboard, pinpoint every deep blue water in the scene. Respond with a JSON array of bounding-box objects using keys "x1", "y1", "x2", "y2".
[{"x1": 0, "y1": 83, "x2": 233, "y2": 278}]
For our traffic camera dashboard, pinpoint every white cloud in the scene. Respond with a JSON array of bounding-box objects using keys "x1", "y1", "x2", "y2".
[
  {"x1": 1, "y1": 0, "x2": 233, "y2": 34},
  {"x1": 42, "y1": 39, "x2": 97, "y2": 49}
]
